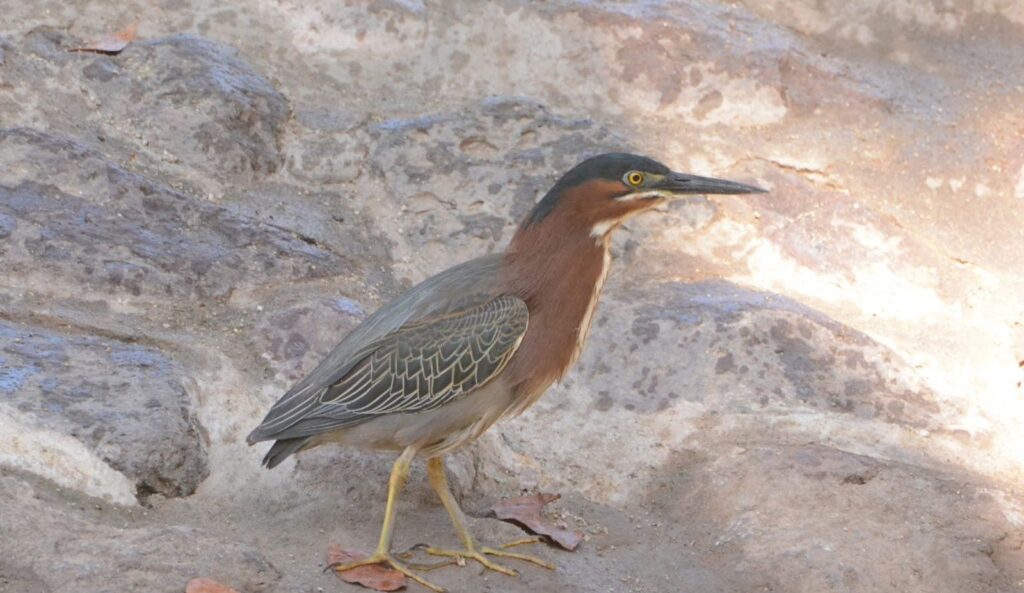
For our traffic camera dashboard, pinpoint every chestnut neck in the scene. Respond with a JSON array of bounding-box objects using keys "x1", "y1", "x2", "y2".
[{"x1": 498, "y1": 204, "x2": 612, "y2": 398}]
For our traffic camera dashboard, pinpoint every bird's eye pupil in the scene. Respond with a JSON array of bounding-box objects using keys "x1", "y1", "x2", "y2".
[{"x1": 628, "y1": 172, "x2": 644, "y2": 186}]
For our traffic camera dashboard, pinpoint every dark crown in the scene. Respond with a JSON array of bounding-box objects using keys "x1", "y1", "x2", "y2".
[{"x1": 527, "y1": 152, "x2": 670, "y2": 225}]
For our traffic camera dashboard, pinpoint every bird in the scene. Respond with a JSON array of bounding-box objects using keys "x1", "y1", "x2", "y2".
[{"x1": 247, "y1": 152, "x2": 764, "y2": 591}]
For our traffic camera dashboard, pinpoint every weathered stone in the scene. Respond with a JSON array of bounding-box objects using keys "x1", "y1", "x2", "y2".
[
  {"x1": 622, "y1": 281, "x2": 942, "y2": 426},
  {"x1": 0, "y1": 128, "x2": 350, "y2": 303},
  {"x1": 0, "y1": 1, "x2": 1022, "y2": 592},
  {"x1": 284, "y1": 109, "x2": 369, "y2": 185},
  {"x1": 86, "y1": 34, "x2": 291, "y2": 185},
  {"x1": 365, "y1": 97, "x2": 628, "y2": 279},
  {"x1": 0, "y1": 322, "x2": 207, "y2": 499},
  {"x1": 467, "y1": 280, "x2": 947, "y2": 504},
  {"x1": 252, "y1": 296, "x2": 366, "y2": 383},
  {"x1": 0, "y1": 470, "x2": 281, "y2": 593},
  {"x1": 660, "y1": 445, "x2": 1024, "y2": 593},
  {"x1": 0, "y1": 29, "x2": 289, "y2": 191}
]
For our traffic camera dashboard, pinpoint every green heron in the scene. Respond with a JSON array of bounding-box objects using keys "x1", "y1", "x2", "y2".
[{"x1": 247, "y1": 152, "x2": 764, "y2": 591}]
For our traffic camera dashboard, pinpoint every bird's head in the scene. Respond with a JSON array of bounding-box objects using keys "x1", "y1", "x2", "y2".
[{"x1": 522, "y1": 152, "x2": 765, "y2": 241}]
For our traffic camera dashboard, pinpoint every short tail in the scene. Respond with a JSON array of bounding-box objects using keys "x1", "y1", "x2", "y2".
[{"x1": 261, "y1": 437, "x2": 311, "y2": 469}]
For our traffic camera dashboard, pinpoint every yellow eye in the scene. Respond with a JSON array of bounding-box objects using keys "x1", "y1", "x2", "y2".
[{"x1": 626, "y1": 171, "x2": 644, "y2": 186}]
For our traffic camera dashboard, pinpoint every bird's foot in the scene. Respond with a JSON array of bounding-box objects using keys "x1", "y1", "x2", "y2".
[
  {"x1": 409, "y1": 537, "x2": 555, "y2": 576},
  {"x1": 328, "y1": 551, "x2": 445, "y2": 593}
]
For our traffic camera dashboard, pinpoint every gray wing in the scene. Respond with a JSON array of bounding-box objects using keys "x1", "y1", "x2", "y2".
[
  {"x1": 246, "y1": 254, "x2": 511, "y2": 443},
  {"x1": 248, "y1": 295, "x2": 528, "y2": 441}
]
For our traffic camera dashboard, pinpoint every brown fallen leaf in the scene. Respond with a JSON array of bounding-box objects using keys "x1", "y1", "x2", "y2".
[
  {"x1": 69, "y1": 23, "x2": 138, "y2": 55},
  {"x1": 327, "y1": 544, "x2": 406, "y2": 592},
  {"x1": 185, "y1": 578, "x2": 240, "y2": 593},
  {"x1": 489, "y1": 492, "x2": 584, "y2": 551}
]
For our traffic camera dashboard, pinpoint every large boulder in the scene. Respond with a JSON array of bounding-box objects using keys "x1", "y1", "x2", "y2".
[
  {"x1": 0, "y1": 29, "x2": 290, "y2": 189},
  {"x1": 459, "y1": 280, "x2": 950, "y2": 502},
  {"x1": 646, "y1": 444, "x2": 1023, "y2": 593},
  {"x1": 0, "y1": 322, "x2": 207, "y2": 502},
  {"x1": 0, "y1": 128, "x2": 351, "y2": 303}
]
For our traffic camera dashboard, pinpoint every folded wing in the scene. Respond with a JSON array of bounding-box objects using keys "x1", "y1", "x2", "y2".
[{"x1": 248, "y1": 294, "x2": 528, "y2": 442}]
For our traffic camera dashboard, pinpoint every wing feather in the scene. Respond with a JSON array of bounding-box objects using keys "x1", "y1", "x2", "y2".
[
  {"x1": 250, "y1": 295, "x2": 528, "y2": 441},
  {"x1": 247, "y1": 254, "x2": 505, "y2": 444}
]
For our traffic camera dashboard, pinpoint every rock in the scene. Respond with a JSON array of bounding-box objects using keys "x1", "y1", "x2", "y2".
[
  {"x1": 285, "y1": 108, "x2": 369, "y2": 185},
  {"x1": 0, "y1": 128, "x2": 351, "y2": 303},
  {"x1": 0, "y1": 322, "x2": 207, "y2": 501},
  {"x1": 618, "y1": 280, "x2": 942, "y2": 426},
  {"x1": 661, "y1": 444, "x2": 1024, "y2": 593},
  {"x1": 470, "y1": 280, "x2": 947, "y2": 503},
  {"x1": 0, "y1": 561, "x2": 47, "y2": 593},
  {"x1": 53, "y1": 526, "x2": 279, "y2": 593},
  {"x1": 232, "y1": 182, "x2": 398, "y2": 296},
  {"x1": 261, "y1": 0, "x2": 798, "y2": 125},
  {"x1": 0, "y1": 470, "x2": 281, "y2": 593},
  {"x1": 365, "y1": 97, "x2": 628, "y2": 280},
  {"x1": 252, "y1": 296, "x2": 366, "y2": 383},
  {"x1": 0, "y1": 211, "x2": 14, "y2": 240},
  {"x1": 187, "y1": 578, "x2": 243, "y2": 593},
  {"x1": 0, "y1": 1, "x2": 1023, "y2": 593},
  {"x1": 94, "y1": 34, "x2": 289, "y2": 185},
  {"x1": 0, "y1": 29, "x2": 289, "y2": 190}
]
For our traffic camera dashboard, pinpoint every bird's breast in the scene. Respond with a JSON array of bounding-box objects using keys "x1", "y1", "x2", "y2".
[
  {"x1": 499, "y1": 238, "x2": 612, "y2": 416},
  {"x1": 570, "y1": 245, "x2": 611, "y2": 369}
]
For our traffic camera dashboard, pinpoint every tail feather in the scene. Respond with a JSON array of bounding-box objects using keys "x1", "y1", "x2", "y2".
[{"x1": 262, "y1": 437, "x2": 311, "y2": 468}]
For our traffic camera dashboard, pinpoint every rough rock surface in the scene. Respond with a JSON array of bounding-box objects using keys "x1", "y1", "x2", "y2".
[
  {"x1": 1, "y1": 1, "x2": 1023, "y2": 593},
  {"x1": 2, "y1": 29, "x2": 290, "y2": 188},
  {"x1": 0, "y1": 470, "x2": 281, "y2": 592},
  {"x1": 252, "y1": 296, "x2": 365, "y2": 383},
  {"x1": 0, "y1": 127, "x2": 352, "y2": 303},
  {"x1": 0, "y1": 322, "x2": 207, "y2": 501}
]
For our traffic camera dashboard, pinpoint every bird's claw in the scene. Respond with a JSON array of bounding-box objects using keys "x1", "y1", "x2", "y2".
[
  {"x1": 500, "y1": 536, "x2": 546, "y2": 549},
  {"x1": 479, "y1": 545, "x2": 556, "y2": 570},
  {"x1": 420, "y1": 546, "x2": 517, "y2": 576},
  {"x1": 395, "y1": 545, "x2": 459, "y2": 572},
  {"x1": 417, "y1": 539, "x2": 555, "y2": 575}
]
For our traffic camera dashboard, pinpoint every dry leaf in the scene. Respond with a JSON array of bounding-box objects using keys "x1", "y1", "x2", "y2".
[
  {"x1": 490, "y1": 492, "x2": 584, "y2": 551},
  {"x1": 327, "y1": 544, "x2": 406, "y2": 592},
  {"x1": 185, "y1": 578, "x2": 240, "y2": 593},
  {"x1": 69, "y1": 23, "x2": 138, "y2": 55}
]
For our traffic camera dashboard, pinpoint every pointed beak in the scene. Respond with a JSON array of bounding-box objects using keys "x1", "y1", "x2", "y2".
[{"x1": 654, "y1": 172, "x2": 766, "y2": 196}]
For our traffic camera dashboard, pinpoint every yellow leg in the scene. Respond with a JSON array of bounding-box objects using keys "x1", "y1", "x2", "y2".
[
  {"x1": 330, "y1": 448, "x2": 445, "y2": 592},
  {"x1": 374, "y1": 447, "x2": 413, "y2": 555},
  {"x1": 420, "y1": 456, "x2": 555, "y2": 574}
]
